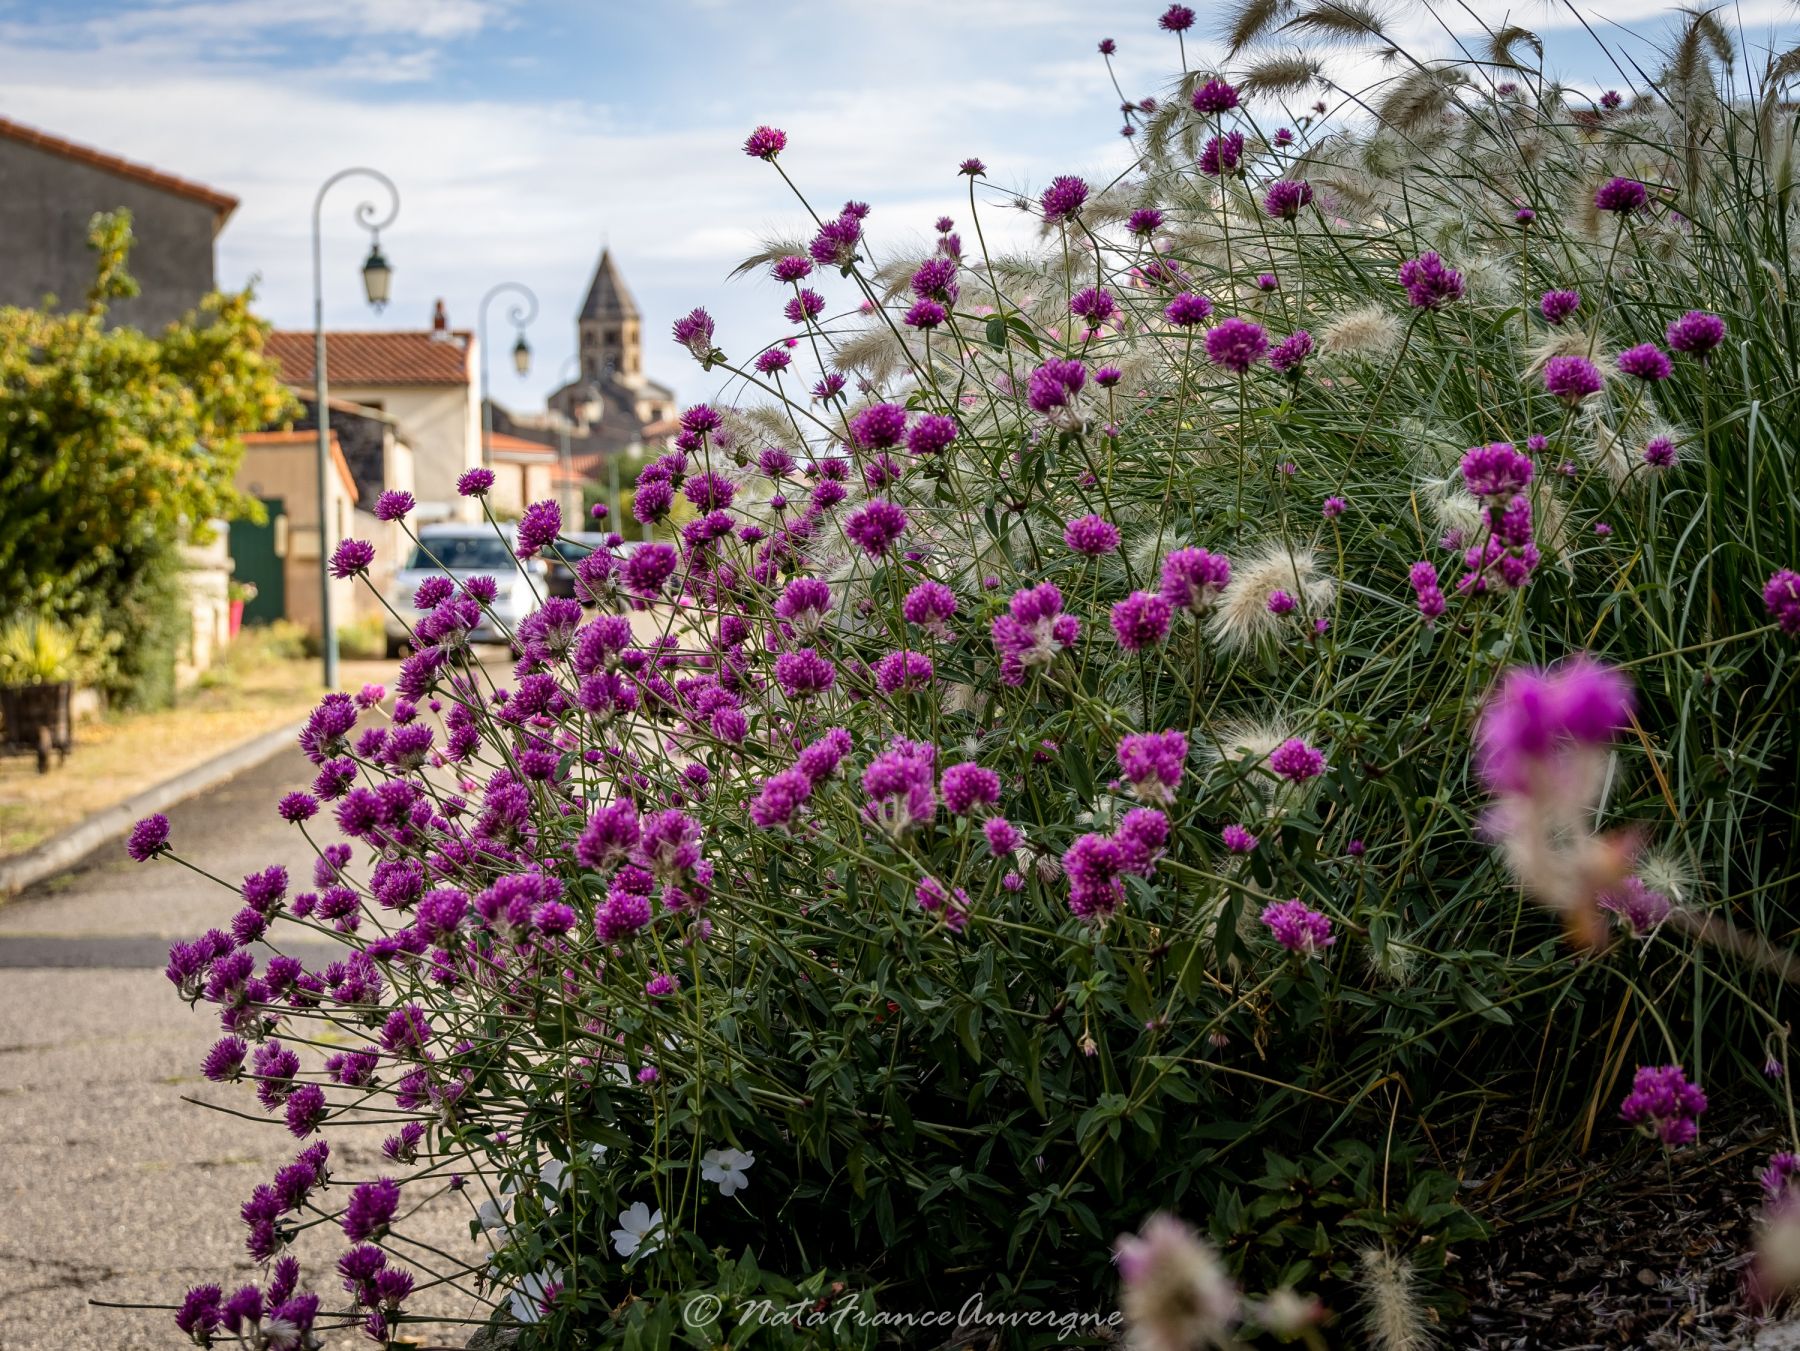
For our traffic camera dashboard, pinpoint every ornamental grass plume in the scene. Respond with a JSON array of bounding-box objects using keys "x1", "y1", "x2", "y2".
[{"x1": 125, "y1": 10, "x2": 1800, "y2": 1342}]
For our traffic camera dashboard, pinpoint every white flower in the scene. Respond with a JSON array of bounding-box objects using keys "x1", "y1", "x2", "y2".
[
  {"x1": 508, "y1": 1267, "x2": 563, "y2": 1324},
  {"x1": 476, "y1": 1194, "x2": 513, "y2": 1239},
  {"x1": 539, "y1": 1159, "x2": 569, "y2": 1193},
  {"x1": 611, "y1": 1201, "x2": 663, "y2": 1258},
  {"x1": 700, "y1": 1147, "x2": 756, "y2": 1196}
]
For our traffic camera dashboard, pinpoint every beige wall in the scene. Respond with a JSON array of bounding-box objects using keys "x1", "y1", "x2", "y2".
[
  {"x1": 325, "y1": 382, "x2": 480, "y2": 523},
  {"x1": 236, "y1": 441, "x2": 358, "y2": 640}
]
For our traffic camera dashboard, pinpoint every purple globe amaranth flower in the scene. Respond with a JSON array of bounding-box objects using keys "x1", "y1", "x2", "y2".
[
  {"x1": 1514, "y1": 206, "x2": 1537, "y2": 225},
  {"x1": 127, "y1": 812, "x2": 171, "y2": 862},
  {"x1": 1262, "y1": 179, "x2": 1313, "y2": 220},
  {"x1": 1594, "y1": 176, "x2": 1649, "y2": 214},
  {"x1": 1026, "y1": 358, "x2": 1087, "y2": 415},
  {"x1": 1160, "y1": 546, "x2": 1231, "y2": 612},
  {"x1": 1099, "y1": 37, "x2": 1116, "y2": 55},
  {"x1": 774, "y1": 647, "x2": 836, "y2": 700},
  {"x1": 1597, "y1": 876, "x2": 1672, "y2": 935},
  {"x1": 861, "y1": 737, "x2": 937, "y2": 836},
  {"x1": 672, "y1": 307, "x2": 718, "y2": 363},
  {"x1": 278, "y1": 791, "x2": 318, "y2": 823},
  {"x1": 772, "y1": 254, "x2": 812, "y2": 283},
  {"x1": 1163, "y1": 292, "x2": 1213, "y2": 327},
  {"x1": 1117, "y1": 730, "x2": 1187, "y2": 805},
  {"x1": 844, "y1": 499, "x2": 907, "y2": 557},
  {"x1": 1409, "y1": 560, "x2": 1447, "y2": 623},
  {"x1": 902, "y1": 580, "x2": 957, "y2": 638},
  {"x1": 1040, "y1": 174, "x2": 1089, "y2": 224},
  {"x1": 1205, "y1": 317, "x2": 1270, "y2": 373},
  {"x1": 906, "y1": 413, "x2": 958, "y2": 457},
  {"x1": 874, "y1": 649, "x2": 934, "y2": 695},
  {"x1": 1064, "y1": 513, "x2": 1120, "y2": 557},
  {"x1": 1398, "y1": 251, "x2": 1465, "y2": 309},
  {"x1": 959, "y1": 157, "x2": 987, "y2": 176},
  {"x1": 1322, "y1": 495, "x2": 1347, "y2": 519},
  {"x1": 940, "y1": 762, "x2": 1001, "y2": 816},
  {"x1": 743, "y1": 125, "x2": 786, "y2": 160},
  {"x1": 911, "y1": 257, "x2": 958, "y2": 304},
  {"x1": 1643, "y1": 435, "x2": 1678, "y2": 469},
  {"x1": 621, "y1": 542, "x2": 677, "y2": 597},
  {"x1": 1268, "y1": 737, "x2": 1326, "y2": 782},
  {"x1": 748, "y1": 769, "x2": 813, "y2": 834},
  {"x1": 342, "y1": 1177, "x2": 402, "y2": 1242},
  {"x1": 1070, "y1": 287, "x2": 1118, "y2": 325},
  {"x1": 1222, "y1": 824, "x2": 1258, "y2": 853},
  {"x1": 1460, "y1": 441, "x2": 1534, "y2": 500},
  {"x1": 1127, "y1": 207, "x2": 1165, "y2": 236},
  {"x1": 903, "y1": 299, "x2": 947, "y2": 329},
  {"x1": 849, "y1": 403, "x2": 908, "y2": 449},
  {"x1": 1619, "y1": 1064, "x2": 1707, "y2": 1147},
  {"x1": 374, "y1": 490, "x2": 414, "y2": 522},
  {"x1": 1191, "y1": 78, "x2": 1239, "y2": 114},
  {"x1": 1261, "y1": 899, "x2": 1335, "y2": 955},
  {"x1": 1198, "y1": 131, "x2": 1244, "y2": 176},
  {"x1": 1475, "y1": 656, "x2": 1633, "y2": 796},
  {"x1": 756, "y1": 346, "x2": 794, "y2": 372},
  {"x1": 1064, "y1": 832, "x2": 1127, "y2": 921},
  {"x1": 514, "y1": 500, "x2": 562, "y2": 559},
  {"x1": 328, "y1": 538, "x2": 375, "y2": 579},
  {"x1": 991, "y1": 582, "x2": 1079, "y2": 684},
  {"x1": 1666, "y1": 310, "x2": 1726, "y2": 359},
  {"x1": 1110, "y1": 591, "x2": 1173, "y2": 650},
  {"x1": 1268, "y1": 329, "x2": 1314, "y2": 373},
  {"x1": 1617, "y1": 342, "x2": 1672, "y2": 381},
  {"x1": 1159, "y1": 3, "x2": 1195, "y2": 31},
  {"x1": 985, "y1": 817, "x2": 1021, "y2": 857},
  {"x1": 456, "y1": 467, "x2": 495, "y2": 497},
  {"x1": 1539, "y1": 289, "x2": 1581, "y2": 324},
  {"x1": 1764, "y1": 569, "x2": 1800, "y2": 636},
  {"x1": 1544, "y1": 354, "x2": 1604, "y2": 403}
]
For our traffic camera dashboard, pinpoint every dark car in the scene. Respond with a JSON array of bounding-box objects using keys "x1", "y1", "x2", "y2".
[{"x1": 544, "y1": 533, "x2": 611, "y2": 600}]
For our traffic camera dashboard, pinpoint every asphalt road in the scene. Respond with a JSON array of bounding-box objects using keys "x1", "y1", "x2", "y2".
[{"x1": 0, "y1": 747, "x2": 491, "y2": 1350}]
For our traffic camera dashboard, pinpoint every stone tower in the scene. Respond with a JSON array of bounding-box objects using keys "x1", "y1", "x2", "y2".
[{"x1": 578, "y1": 248, "x2": 641, "y2": 387}]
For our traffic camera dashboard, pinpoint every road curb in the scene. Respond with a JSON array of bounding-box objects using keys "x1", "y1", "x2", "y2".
[{"x1": 0, "y1": 718, "x2": 305, "y2": 897}]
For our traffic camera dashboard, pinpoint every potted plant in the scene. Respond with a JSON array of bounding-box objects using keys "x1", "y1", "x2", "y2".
[
  {"x1": 0, "y1": 614, "x2": 77, "y2": 771},
  {"x1": 226, "y1": 579, "x2": 258, "y2": 639}
]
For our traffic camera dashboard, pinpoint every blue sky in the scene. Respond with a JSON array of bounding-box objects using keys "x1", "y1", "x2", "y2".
[{"x1": 0, "y1": 0, "x2": 1793, "y2": 413}]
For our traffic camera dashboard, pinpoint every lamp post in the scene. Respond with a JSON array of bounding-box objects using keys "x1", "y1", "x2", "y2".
[
  {"x1": 311, "y1": 167, "x2": 399, "y2": 691},
  {"x1": 478, "y1": 282, "x2": 538, "y2": 470}
]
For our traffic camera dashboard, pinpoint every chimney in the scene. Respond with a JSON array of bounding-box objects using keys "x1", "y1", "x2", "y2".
[{"x1": 430, "y1": 298, "x2": 449, "y2": 338}]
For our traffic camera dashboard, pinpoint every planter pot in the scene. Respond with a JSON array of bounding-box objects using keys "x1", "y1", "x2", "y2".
[
  {"x1": 229, "y1": 599, "x2": 245, "y2": 639},
  {"x1": 1, "y1": 680, "x2": 73, "y2": 772}
]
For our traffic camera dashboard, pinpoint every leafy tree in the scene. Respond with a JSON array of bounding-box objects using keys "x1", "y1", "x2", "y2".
[{"x1": 0, "y1": 210, "x2": 295, "y2": 703}]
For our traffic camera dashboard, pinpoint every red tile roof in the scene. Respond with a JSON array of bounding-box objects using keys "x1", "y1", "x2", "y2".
[
  {"x1": 487, "y1": 432, "x2": 558, "y2": 460},
  {"x1": 266, "y1": 331, "x2": 474, "y2": 388},
  {"x1": 0, "y1": 115, "x2": 237, "y2": 229}
]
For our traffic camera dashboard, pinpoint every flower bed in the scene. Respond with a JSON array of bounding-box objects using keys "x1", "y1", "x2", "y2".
[{"x1": 142, "y1": 6, "x2": 1800, "y2": 1348}]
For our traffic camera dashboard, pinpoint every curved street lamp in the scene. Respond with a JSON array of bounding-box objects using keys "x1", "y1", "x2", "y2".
[
  {"x1": 312, "y1": 167, "x2": 399, "y2": 690},
  {"x1": 478, "y1": 281, "x2": 538, "y2": 469}
]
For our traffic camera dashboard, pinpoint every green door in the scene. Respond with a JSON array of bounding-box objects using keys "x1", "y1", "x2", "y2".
[{"x1": 231, "y1": 497, "x2": 287, "y2": 625}]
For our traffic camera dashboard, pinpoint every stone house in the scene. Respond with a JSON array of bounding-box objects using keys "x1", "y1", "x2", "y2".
[{"x1": 0, "y1": 114, "x2": 235, "y2": 331}]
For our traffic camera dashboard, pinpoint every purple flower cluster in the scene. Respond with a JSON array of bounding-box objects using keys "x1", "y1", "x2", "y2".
[
  {"x1": 1398, "y1": 252, "x2": 1465, "y2": 310},
  {"x1": 1260, "y1": 899, "x2": 1334, "y2": 955},
  {"x1": 1064, "y1": 513, "x2": 1120, "y2": 557},
  {"x1": 1618, "y1": 1064, "x2": 1707, "y2": 1147},
  {"x1": 1117, "y1": 730, "x2": 1187, "y2": 804},
  {"x1": 1475, "y1": 656, "x2": 1633, "y2": 796}
]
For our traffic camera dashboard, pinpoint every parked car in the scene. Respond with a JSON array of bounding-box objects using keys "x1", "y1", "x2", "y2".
[{"x1": 382, "y1": 524, "x2": 538, "y2": 658}]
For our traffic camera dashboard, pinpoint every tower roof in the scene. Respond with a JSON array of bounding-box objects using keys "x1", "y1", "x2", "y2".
[{"x1": 579, "y1": 248, "x2": 638, "y2": 322}]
